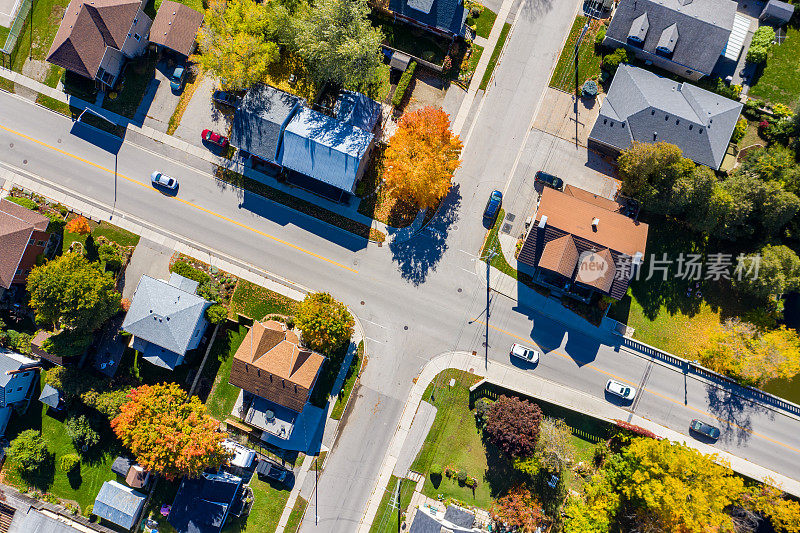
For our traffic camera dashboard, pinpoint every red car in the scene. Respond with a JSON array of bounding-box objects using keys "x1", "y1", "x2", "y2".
[{"x1": 202, "y1": 129, "x2": 229, "y2": 148}]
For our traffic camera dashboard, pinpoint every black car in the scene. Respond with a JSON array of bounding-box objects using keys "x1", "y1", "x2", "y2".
[
  {"x1": 256, "y1": 458, "x2": 288, "y2": 483},
  {"x1": 483, "y1": 190, "x2": 502, "y2": 222},
  {"x1": 690, "y1": 419, "x2": 721, "y2": 440},
  {"x1": 535, "y1": 171, "x2": 564, "y2": 191},
  {"x1": 212, "y1": 90, "x2": 240, "y2": 108}
]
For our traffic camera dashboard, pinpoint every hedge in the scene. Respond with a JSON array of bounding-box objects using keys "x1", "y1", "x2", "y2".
[
  {"x1": 392, "y1": 61, "x2": 417, "y2": 108},
  {"x1": 6, "y1": 196, "x2": 38, "y2": 210}
]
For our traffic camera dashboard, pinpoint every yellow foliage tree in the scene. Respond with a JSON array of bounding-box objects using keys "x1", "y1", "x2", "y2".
[
  {"x1": 743, "y1": 481, "x2": 800, "y2": 533},
  {"x1": 65, "y1": 216, "x2": 91, "y2": 235},
  {"x1": 383, "y1": 106, "x2": 462, "y2": 210}
]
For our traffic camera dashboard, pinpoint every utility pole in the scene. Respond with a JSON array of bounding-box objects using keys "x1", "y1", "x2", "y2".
[
  {"x1": 483, "y1": 249, "x2": 497, "y2": 370},
  {"x1": 396, "y1": 478, "x2": 402, "y2": 533},
  {"x1": 315, "y1": 456, "x2": 319, "y2": 525}
]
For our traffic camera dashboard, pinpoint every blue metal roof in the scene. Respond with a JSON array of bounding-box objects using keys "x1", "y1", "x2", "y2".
[
  {"x1": 280, "y1": 107, "x2": 374, "y2": 192},
  {"x1": 169, "y1": 472, "x2": 243, "y2": 533},
  {"x1": 335, "y1": 91, "x2": 382, "y2": 132},
  {"x1": 231, "y1": 84, "x2": 302, "y2": 163}
]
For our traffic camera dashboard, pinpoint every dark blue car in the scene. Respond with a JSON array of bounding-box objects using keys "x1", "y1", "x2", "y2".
[{"x1": 483, "y1": 190, "x2": 502, "y2": 222}]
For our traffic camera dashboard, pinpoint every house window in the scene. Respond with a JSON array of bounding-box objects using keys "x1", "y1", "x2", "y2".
[
  {"x1": 134, "y1": 33, "x2": 141, "y2": 41},
  {"x1": 16, "y1": 387, "x2": 22, "y2": 392},
  {"x1": 22, "y1": 372, "x2": 29, "y2": 377},
  {"x1": 133, "y1": 17, "x2": 138, "y2": 25},
  {"x1": 28, "y1": 237, "x2": 35, "y2": 245}
]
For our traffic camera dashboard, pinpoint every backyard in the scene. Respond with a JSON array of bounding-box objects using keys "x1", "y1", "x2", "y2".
[
  {"x1": 6, "y1": 0, "x2": 70, "y2": 84},
  {"x1": 549, "y1": 16, "x2": 604, "y2": 94},
  {"x1": 748, "y1": 23, "x2": 800, "y2": 106},
  {"x1": 370, "y1": 14, "x2": 450, "y2": 65}
]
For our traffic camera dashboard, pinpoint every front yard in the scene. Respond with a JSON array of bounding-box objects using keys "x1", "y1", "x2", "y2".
[
  {"x1": 230, "y1": 279, "x2": 299, "y2": 321},
  {"x1": 549, "y1": 16, "x2": 604, "y2": 94},
  {"x1": 748, "y1": 23, "x2": 800, "y2": 106},
  {"x1": 370, "y1": 14, "x2": 451, "y2": 66},
  {"x1": 102, "y1": 57, "x2": 158, "y2": 119},
  {"x1": 6, "y1": 0, "x2": 70, "y2": 82}
]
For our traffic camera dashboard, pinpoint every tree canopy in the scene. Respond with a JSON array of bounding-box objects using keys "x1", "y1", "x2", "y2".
[
  {"x1": 7, "y1": 430, "x2": 49, "y2": 475},
  {"x1": 111, "y1": 383, "x2": 229, "y2": 480},
  {"x1": 483, "y1": 395, "x2": 542, "y2": 458},
  {"x1": 295, "y1": 292, "x2": 354, "y2": 353},
  {"x1": 533, "y1": 416, "x2": 575, "y2": 473},
  {"x1": 27, "y1": 253, "x2": 121, "y2": 332},
  {"x1": 736, "y1": 244, "x2": 800, "y2": 302},
  {"x1": 491, "y1": 485, "x2": 545, "y2": 532},
  {"x1": 383, "y1": 106, "x2": 463, "y2": 209}
]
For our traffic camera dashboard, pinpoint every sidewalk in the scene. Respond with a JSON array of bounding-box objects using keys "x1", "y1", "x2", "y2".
[
  {"x1": 356, "y1": 352, "x2": 800, "y2": 531},
  {"x1": 0, "y1": 66, "x2": 427, "y2": 243}
]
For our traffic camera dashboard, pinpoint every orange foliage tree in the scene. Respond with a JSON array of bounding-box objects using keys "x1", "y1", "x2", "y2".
[
  {"x1": 65, "y1": 216, "x2": 91, "y2": 235},
  {"x1": 383, "y1": 106, "x2": 462, "y2": 210},
  {"x1": 111, "y1": 383, "x2": 230, "y2": 480},
  {"x1": 491, "y1": 485, "x2": 545, "y2": 532}
]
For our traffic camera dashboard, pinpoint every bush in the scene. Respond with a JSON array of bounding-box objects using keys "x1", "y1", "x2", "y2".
[
  {"x1": 82, "y1": 388, "x2": 131, "y2": 420},
  {"x1": 731, "y1": 117, "x2": 748, "y2": 143},
  {"x1": 747, "y1": 26, "x2": 775, "y2": 64},
  {"x1": 59, "y1": 453, "x2": 80, "y2": 473},
  {"x1": 85, "y1": 504, "x2": 94, "y2": 520},
  {"x1": 65, "y1": 415, "x2": 101, "y2": 451},
  {"x1": 2, "y1": 330, "x2": 31, "y2": 354},
  {"x1": 613, "y1": 419, "x2": 659, "y2": 439},
  {"x1": 170, "y1": 260, "x2": 210, "y2": 285},
  {"x1": 475, "y1": 398, "x2": 492, "y2": 422},
  {"x1": 65, "y1": 216, "x2": 91, "y2": 235},
  {"x1": 744, "y1": 98, "x2": 764, "y2": 118},
  {"x1": 594, "y1": 27, "x2": 606, "y2": 46},
  {"x1": 430, "y1": 463, "x2": 442, "y2": 477},
  {"x1": 483, "y1": 395, "x2": 542, "y2": 458},
  {"x1": 470, "y1": 5, "x2": 481, "y2": 17},
  {"x1": 392, "y1": 62, "x2": 417, "y2": 108},
  {"x1": 120, "y1": 298, "x2": 131, "y2": 312},
  {"x1": 582, "y1": 80, "x2": 598, "y2": 97},
  {"x1": 457, "y1": 470, "x2": 468, "y2": 484},
  {"x1": 7, "y1": 196, "x2": 38, "y2": 210},
  {"x1": 772, "y1": 103, "x2": 794, "y2": 118},
  {"x1": 465, "y1": 477, "x2": 477, "y2": 488},
  {"x1": 206, "y1": 304, "x2": 228, "y2": 324},
  {"x1": 601, "y1": 48, "x2": 628, "y2": 75},
  {"x1": 98, "y1": 244, "x2": 121, "y2": 271},
  {"x1": 8, "y1": 430, "x2": 49, "y2": 474}
]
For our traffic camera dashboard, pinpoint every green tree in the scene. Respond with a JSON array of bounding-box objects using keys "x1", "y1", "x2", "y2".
[
  {"x1": 198, "y1": 0, "x2": 283, "y2": 90},
  {"x1": 26, "y1": 253, "x2": 121, "y2": 332},
  {"x1": 295, "y1": 292, "x2": 354, "y2": 353},
  {"x1": 7, "y1": 430, "x2": 49, "y2": 475},
  {"x1": 736, "y1": 245, "x2": 800, "y2": 301},
  {"x1": 291, "y1": 0, "x2": 384, "y2": 89},
  {"x1": 738, "y1": 145, "x2": 800, "y2": 194},
  {"x1": 205, "y1": 304, "x2": 228, "y2": 324},
  {"x1": 718, "y1": 173, "x2": 800, "y2": 239},
  {"x1": 81, "y1": 388, "x2": 133, "y2": 421},
  {"x1": 533, "y1": 416, "x2": 575, "y2": 473},
  {"x1": 65, "y1": 415, "x2": 101, "y2": 451},
  {"x1": 601, "y1": 48, "x2": 628, "y2": 74}
]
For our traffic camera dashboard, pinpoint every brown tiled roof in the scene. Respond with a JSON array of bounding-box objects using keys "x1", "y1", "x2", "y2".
[
  {"x1": 149, "y1": 1, "x2": 203, "y2": 57},
  {"x1": 535, "y1": 187, "x2": 648, "y2": 257},
  {"x1": 575, "y1": 248, "x2": 616, "y2": 293},
  {"x1": 538, "y1": 234, "x2": 579, "y2": 277},
  {"x1": 0, "y1": 200, "x2": 49, "y2": 289},
  {"x1": 229, "y1": 321, "x2": 325, "y2": 413},
  {"x1": 47, "y1": 0, "x2": 141, "y2": 78},
  {"x1": 563, "y1": 184, "x2": 623, "y2": 213}
]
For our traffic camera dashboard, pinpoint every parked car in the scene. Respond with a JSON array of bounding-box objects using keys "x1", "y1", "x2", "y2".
[
  {"x1": 483, "y1": 190, "x2": 502, "y2": 222},
  {"x1": 605, "y1": 379, "x2": 636, "y2": 401},
  {"x1": 511, "y1": 343, "x2": 540, "y2": 364},
  {"x1": 169, "y1": 65, "x2": 187, "y2": 91},
  {"x1": 150, "y1": 171, "x2": 178, "y2": 190},
  {"x1": 256, "y1": 458, "x2": 287, "y2": 483},
  {"x1": 212, "y1": 90, "x2": 240, "y2": 108},
  {"x1": 202, "y1": 129, "x2": 229, "y2": 149},
  {"x1": 690, "y1": 419, "x2": 721, "y2": 440},
  {"x1": 535, "y1": 171, "x2": 564, "y2": 191}
]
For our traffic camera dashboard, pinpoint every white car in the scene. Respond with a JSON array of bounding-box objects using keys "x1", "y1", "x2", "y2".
[
  {"x1": 150, "y1": 171, "x2": 178, "y2": 190},
  {"x1": 605, "y1": 379, "x2": 636, "y2": 401},
  {"x1": 510, "y1": 343, "x2": 540, "y2": 364}
]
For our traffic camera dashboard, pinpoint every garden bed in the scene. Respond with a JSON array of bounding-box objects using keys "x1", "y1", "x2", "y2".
[{"x1": 102, "y1": 57, "x2": 158, "y2": 119}]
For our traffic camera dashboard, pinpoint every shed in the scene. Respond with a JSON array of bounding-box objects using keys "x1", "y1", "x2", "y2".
[
  {"x1": 111, "y1": 456, "x2": 135, "y2": 477},
  {"x1": 93, "y1": 480, "x2": 146, "y2": 530},
  {"x1": 389, "y1": 50, "x2": 411, "y2": 71},
  {"x1": 760, "y1": 0, "x2": 795, "y2": 25},
  {"x1": 38, "y1": 384, "x2": 62, "y2": 410}
]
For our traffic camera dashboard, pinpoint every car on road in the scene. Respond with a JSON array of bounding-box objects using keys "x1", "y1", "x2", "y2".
[
  {"x1": 212, "y1": 90, "x2": 240, "y2": 108},
  {"x1": 150, "y1": 171, "x2": 178, "y2": 190},
  {"x1": 483, "y1": 190, "x2": 502, "y2": 222},
  {"x1": 202, "y1": 129, "x2": 229, "y2": 149},
  {"x1": 605, "y1": 379, "x2": 636, "y2": 401},
  {"x1": 511, "y1": 343, "x2": 540, "y2": 364},
  {"x1": 169, "y1": 65, "x2": 187, "y2": 91},
  {"x1": 535, "y1": 171, "x2": 564, "y2": 191},
  {"x1": 690, "y1": 419, "x2": 721, "y2": 440},
  {"x1": 256, "y1": 458, "x2": 288, "y2": 483}
]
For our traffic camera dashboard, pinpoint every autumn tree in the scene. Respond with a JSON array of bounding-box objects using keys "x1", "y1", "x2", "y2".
[
  {"x1": 199, "y1": 0, "x2": 284, "y2": 90},
  {"x1": 534, "y1": 416, "x2": 575, "y2": 473},
  {"x1": 111, "y1": 383, "x2": 229, "y2": 480},
  {"x1": 483, "y1": 395, "x2": 542, "y2": 458},
  {"x1": 491, "y1": 485, "x2": 545, "y2": 532},
  {"x1": 65, "y1": 215, "x2": 91, "y2": 235},
  {"x1": 743, "y1": 482, "x2": 800, "y2": 533},
  {"x1": 27, "y1": 253, "x2": 121, "y2": 332},
  {"x1": 736, "y1": 245, "x2": 800, "y2": 302},
  {"x1": 291, "y1": 0, "x2": 383, "y2": 88},
  {"x1": 563, "y1": 469, "x2": 620, "y2": 533},
  {"x1": 383, "y1": 107, "x2": 462, "y2": 209},
  {"x1": 295, "y1": 292, "x2": 354, "y2": 353},
  {"x1": 690, "y1": 319, "x2": 800, "y2": 387}
]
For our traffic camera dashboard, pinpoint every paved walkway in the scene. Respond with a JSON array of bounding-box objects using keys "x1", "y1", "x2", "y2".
[
  {"x1": 0, "y1": 66, "x2": 427, "y2": 243},
  {"x1": 357, "y1": 351, "x2": 800, "y2": 531}
]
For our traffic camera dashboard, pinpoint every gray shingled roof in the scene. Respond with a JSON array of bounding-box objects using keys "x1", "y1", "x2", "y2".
[
  {"x1": 231, "y1": 84, "x2": 301, "y2": 164},
  {"x1": 589, "y1": 64, "x2": 743, "y2": 169},
  {"x1": 605, "y1": 0, "x2": 737, "y2": 75},
  {"x1": 760, "y1": 0, "x2": 795, "y2": 23},
  {"x1": 122, "y1": 274, "x2": 209, "y2": 356},
  {"x1": 93, "y1": 480, "x2": 146, "y2": 530},
  {"x1": 0, "y1": 351, "x2": 37, "y2": 388},
  {"x1": 389, "y1": 0, "x2": 467, "y2": 36}
]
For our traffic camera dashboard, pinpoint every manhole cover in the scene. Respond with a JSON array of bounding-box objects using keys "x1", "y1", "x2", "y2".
[
  {"x1": 505, "y1": 213, "x2": 516, "y2": 222},
  {"x1": 452, "y1": 225, "x2": 458, "y2": 230},
  {"x1": 501, "y1": 223, "x2": 512, "y2": 234},
  {"x1": 9, "y1": 143, "x2": 13, "y2": 148},
  {"x1": 22, "y1": 160, "x2": 27, "y2": 164},
  {"x1": 457, "y1": 288, "x2": 462, "y2": 293},
  {"x1": 360, "y1": 301, "x2": 365, "y2": 305},
  {"x1": 58, "y1": 138, "x2": 62, "y2": 143},
  {"x1": 404, "y1": 326, "x2": 408, "y2": 330}
]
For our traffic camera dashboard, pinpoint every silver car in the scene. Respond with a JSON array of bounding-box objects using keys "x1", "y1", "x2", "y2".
[
  {"x1": 511, "y1": 343, "x2": 540, "y2": 364},
  {"x1": 150, "y1": 171, "x2": 178, "y2": 190},
  {"x1": 605, "y1": 379, "x2": 636, "y2": 401}
]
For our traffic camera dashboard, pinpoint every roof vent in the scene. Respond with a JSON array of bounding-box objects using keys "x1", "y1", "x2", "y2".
[
  {"x1": 538, "y1": 215, "x2": 548, "y2": 228},
  {"x1": 633, "y1": 252, "x2": 644, "y2": 265}
]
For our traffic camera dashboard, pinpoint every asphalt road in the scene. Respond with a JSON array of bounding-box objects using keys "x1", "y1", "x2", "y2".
[{"x1": 2, "y1": 1, "x2": 800, "y2": 527}]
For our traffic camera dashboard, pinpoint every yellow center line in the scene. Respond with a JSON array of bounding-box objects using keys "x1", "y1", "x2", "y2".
[
  {"x1": 474, "y1": 318, "x2": 800, "y2": 455},
  {"x1": 0, "y1": 123, "x2": 358, "y2": 274}
]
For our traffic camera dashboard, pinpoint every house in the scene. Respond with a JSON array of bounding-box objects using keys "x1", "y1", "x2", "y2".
[
  {"x1": 0, "y1": 351, "x2": 40, "y2": 437},
  {"x1": 92, "y1": 480, "x2": 146, "y2": 530},
  {"x1": 280, "y1": 106, "x2": 375, "y2": 202},
  {"x1": 588, "y1": 64, "x2": 743, "y2": 170},
  {"x1": 388, "y1": 0, "x2": 467, "y2": 40},
  {"x1": 168, "y1": 471, "x2": 244, "y2": 533},
  {"x1": 229, "y1": 320, "x2": 325, "y2": 443},
  {"x1": 148, "y1": 0, "x2": 204, "y2": 58},
  {"x1": 517, "y1": 186, "x2": 649, "y2": 302},
  {"x1": 0, "y1": 199, "x2": 52, "y2": 291},
  {"x1": 408, "y1": 505, "x2": 482, "y2": 533},
  {"x1": 231, "y1": 84, "x2": 302, "y2": 167},
  {"x1": 760, "y1": 0, "x2": 795, "y2": 26},
  {"x1": 335, "y1": 90, "x2": 383, "y2": 133},
  {"x1": 603, "y1": 0, "x2": 737, "y2": 80},
  {"x1": 46, "y1": 0, "x2": 152, "y2": 88},
  {"x1": 121, "y1": 273, "x2": 211, "y2": 370}
]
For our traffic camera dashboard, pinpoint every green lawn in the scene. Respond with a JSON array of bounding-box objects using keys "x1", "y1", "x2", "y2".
[
  {"x1": 62, "y1": 217, "x2": 140, "y2": 253},
  {"x1": 331, "y1": 341, "x2": 363, "y2": 420},
  {"x1": 466, "y1": 6, "x2": 497, "y2": 39},
  {"x1": 224, "y1": 476, "x2": 290, "y2": 533},
  {"x1": 8, "y1": 0, "x2": 71, "y2": 75},
  {"x1": 284, "y1": 497, "x2": 307, "y2": 533},
  {"x1": 369, "y1": 475, "x2": 416, "y2": 533},
  {"x1": 480, "y1": 208, "x2": 517, "y2": 279},
  {"x1": 36, "y1": 93, "x2": 72, "y2": 116},
  {"x1": 549, "y1": 16, "x2": 604, "y2": 94},
  {"x1": 0, "y1": 25, "x2": 9, "y2": 45},
  {"x1": 748, "y1": 24, "x2": 800, "y2": 106},
  {"x1": 102, "y1": 57, "x2": 157, "y2": 119},
  {"x1": 229, "y1": 279, "x2": 299, "y2": 321},
  {"x1": 0, "y1": 76, "x2": 14, "y2": 93},
  {"x1": 205, "y1": 324, "x2": 249, "y2": 421},
  {"x1": 479, "y1": 23, "x2": 511, "y2": 90}
]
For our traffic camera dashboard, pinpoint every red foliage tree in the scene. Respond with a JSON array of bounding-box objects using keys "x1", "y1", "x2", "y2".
[
  {"x1": 483, "y1": 395, "x2": 542, "y2": 458},
  {"x1": 614, "y1": 419, "x2": 659, "y2": 439},
  {"x1": 491, "y1": 485, "x2": 545, "y2": 531},
  {"x1": 65, "y1": 216, "x2": 91, "y2": 235}
]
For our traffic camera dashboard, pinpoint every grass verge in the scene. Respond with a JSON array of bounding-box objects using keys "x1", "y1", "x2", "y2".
[
  {"x1": 167, "y1": 65, "x2": 204, "y2": 135},
  {"x1": 549, "y1": 16, "x2": 604, "y2": 94},
  {"x1": 369, "y1": 475, "x2": 416, "y2": 533},
  {"x1": 0, "y1": 76, "x2": 15, "y2": 93},
  {"x1": 284, "y1": 496, "x2": 308, "y2": 533},
  {"x1": 330, "y1": 340, "x2": 363, "y2": 420},
  {"x1": 309, "y1": 451, "x2": 327, "y2": 471},
  {"x1": 480, "y1": 208, "x2": 517, "y2": 279},
  {"x1": 229, "y1": 279, "x2": 299, "y2": 321},
  {"x1": 479, "y1": 23, "x2": 511, "y2": 90},
  {"x1": 36, "y1": 93, "x2": 72, "y2": 116},
  {"x1": 467, "y1": 6, "x2": 497, "y2": 39}
]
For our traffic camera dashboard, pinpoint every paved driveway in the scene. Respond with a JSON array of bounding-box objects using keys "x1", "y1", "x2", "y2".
[
  {"x1": 139, "y1": 60, "x2": 182, "y2": 132},
  {"x1": 533, "y1": 87, "x2": 602, "y2": 147},
  {"x1": 174, "y1": 75, "x2": 233, "y2": 149},
  {"x1": 120, "y1": 238, "x2": 174, "y2": 299}
]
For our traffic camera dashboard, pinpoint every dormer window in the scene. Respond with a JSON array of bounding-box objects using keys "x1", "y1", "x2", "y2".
[
  {"x1": 134, "y1": 33, "x2": 141, "y2": 41},
  {"x1": 627, "y1": 12, "x2": 649, "y2": 45},
  {"x1": 655, "y1": 24, "x2": 678, "y2": 58}
]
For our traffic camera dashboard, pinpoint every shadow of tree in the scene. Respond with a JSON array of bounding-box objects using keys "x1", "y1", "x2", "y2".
[
  {"x1": 389, "y1": 184, "x2": 461, "y2": 285},
  {"x1": 704, "y1": 386, "x2": 774, "y2": 447}
]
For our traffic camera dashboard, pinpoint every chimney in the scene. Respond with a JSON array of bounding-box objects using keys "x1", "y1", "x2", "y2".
[
  {"x1": 538, "y1": 215, "x2": 548, "y2": 229},
  {"x1": 592, "y1": 217, "x2": 600, "y2": 231}
]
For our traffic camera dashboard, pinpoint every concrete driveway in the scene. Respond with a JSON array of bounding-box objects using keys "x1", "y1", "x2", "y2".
[
  {"x1": 174, "y1": 75, "x2": 233, "y2": 149},
  {"x1": 139, "y1": 60, "x2": 183, "y2": 132},
  {"x1": 120, "y1": 238, "x2": 174, "y2": 299}
]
